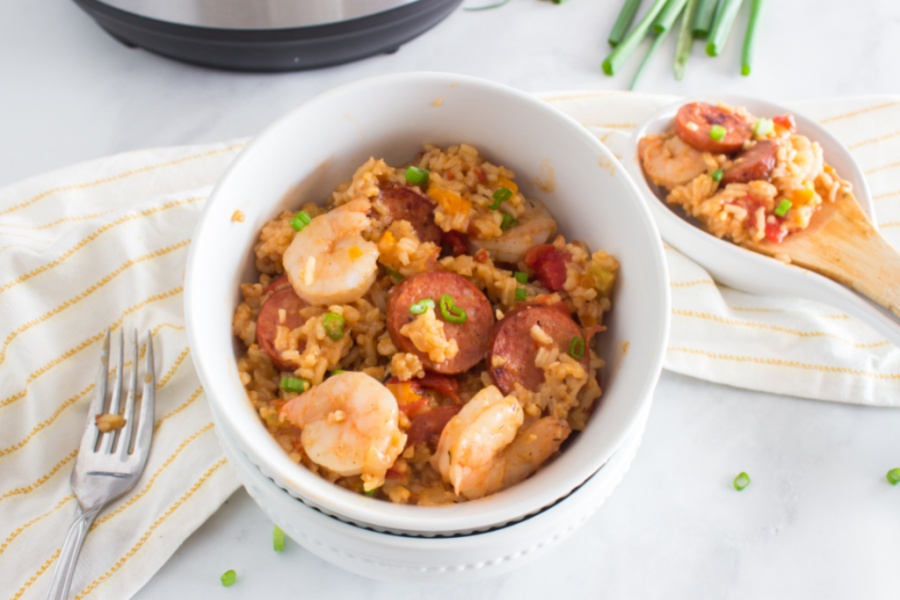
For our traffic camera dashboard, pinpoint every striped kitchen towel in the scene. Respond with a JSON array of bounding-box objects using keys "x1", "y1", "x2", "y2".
[
  {"x1": 0, "y1": 94, "x2": 897, "y2": 599},
  {"x1": 0, "y1": 142, "x2": 245, "y2": 600}
]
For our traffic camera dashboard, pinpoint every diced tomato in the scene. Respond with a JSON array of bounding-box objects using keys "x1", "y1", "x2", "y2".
[
  {"x1": 444, "y1": 171, "x2": 454, "y2": 181},
  {"x1": 772, "y1": 114, "x2": 796, "y2": 133},
  {"x1": 524, "y1": 244, "x2": 571, "y2": 292},
  {"x1": 474, "y1": 249, "x2": 489, "y2": 263},
  {"x1": 473, "y1": 167, "x2": 487, "y2": 183},
  {"x1": 416, "y1": 372, "x2": 461, "y2": 404},
  {"x1": 765, "y1": 218, "x2": 788, "y2": 244},
  {"x1": 407, "y1": 405, "x2": 461, "y2": 447},
  {"x1": 385, "y1": 467, "x2": 405, "y2": 480},
  {"x1": 441, "y1": 230, "x2": 469, "y2": 257}
]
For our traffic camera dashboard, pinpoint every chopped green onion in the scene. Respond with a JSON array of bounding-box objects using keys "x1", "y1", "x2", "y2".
[
  {"x1": 706, "y1": 0, "x2": 744, "y2": 57},
  {"x1": 330, "y1": 369, "x2": 346, "y2": 376},
  {"x1": 500, "y1": 212, "x2": 518, "y2": 231},
  {"x1": 404, "y1": 166, "x2": 430, "y2": 185},
  {"x1": 273, "y1": 525, "x2": 285, "y2": 552},
  {"x1": 632, "y1": 1, "x2": 685, "y2": 90},
  {"x1": 691, "y1": 0, "x2": 718, "y2": 37},
  {"x1": 384, "y1": 266, "x2": 404, "y2": 282},
  {"x1": 490, "y1": 187, "x2": 513, "y2": 210},
  {"x1": 364, "y1": 487, "x2": 379, "y2": 496},
  {"x1": 733, "y1": 471, "x2": 751, "y2": 491},
  {"x1": 280, "y1": 377, "x2": 309, "y2": 394},
  {"x1": 221, "y1": 569, "x2": 237, "y2": 587},
  {"x1": 439, "y1": 294, "x2": 467, "y2": 324},
  {"x1": 887, "y1": 468, "x2": 900, "y2": 485},
  {"x1": 463, "y1": 0, "x2": 511, "y2": 11},
  {"x1": 569, "y1": 336, "x2": 585, "y2": 359},
  {"x1": 514, "y1": 271, "x2": 529, "y2": 284},
  {"x1": 652, "y1": 0, "x2": 688, "y2": 34},
  {"x1": 753, "y1": 117, "x2": 774, "y2": 137},
  {"x1": 711, "y1": 168, "x2": 724, "y2": 182},
  {"x1": 741, "y1": 0, "x2": 763, "y2": 75},
  {"x1": 515, "y1": 287, "x2": 527, "y2": 301},
  {"x1": 608, "y1": 0, "x2": 643, "y2": 47},
  {"x1": 289, "y1": 210, "x2": 312, "y2": 232},
  {"x1": 409, "y1": 298, "x2": 435, "y2": 315},
  {"x1": 602, "y1": 0, "x2": 669, "y2": 76},
  {"x1": 774, "y1": 199, "x2": 792, "y2": 217},
  {"x1": 323, "y1": 312, "x2": 345, "y2": 340},
  {"x1": 709, "y1": 125, "x2": 727, "y2": 141},
  {"x1": 673, "y1": 0, "x2": 698, "y2": 80}
]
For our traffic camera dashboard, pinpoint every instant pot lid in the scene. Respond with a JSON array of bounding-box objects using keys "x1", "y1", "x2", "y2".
[{"x1": 72, "y1": 0, "x2": 462, "y2": 72}]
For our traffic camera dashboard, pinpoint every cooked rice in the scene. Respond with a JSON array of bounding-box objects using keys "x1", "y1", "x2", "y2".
[
  {"x1": 640, "y1": 104, "x2": 846, "y2": 245},
  {"x1": 233, "y1": 144, "x2": 617, "y2": 506}
]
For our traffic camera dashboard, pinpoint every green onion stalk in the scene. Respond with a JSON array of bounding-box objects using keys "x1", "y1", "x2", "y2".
[
  {"x1": 608, "y1": 0, "x2": 643, "y2": 47},
  {"x1": 706, "y1": 0, "x2": 744, "y2": 56},
  {"x1": 741, "y1": 0, "x2": 763, "y2": 75},
  {"x1": 673, "y1": 0, "x2": 699, "y2": 80},
  {"x1": 631, "y1": 0, "x2": 687, "y2": 90},
  {"x1": 602, "y1": 0, "x2": 670, "y2": 76},
  {"x1": 691, "y1": 0, "x2": 718, "y2": 37}
]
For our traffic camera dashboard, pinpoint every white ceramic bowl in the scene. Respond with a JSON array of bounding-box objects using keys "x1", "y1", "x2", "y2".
[
  {"x1": 184, "y1": 72, "x2": 669, "y2": 537},
  {"x1": 213, "y1": 399, "x2": 649, "y2": 583},
  {"x1": 624, "y1": 96, "x2": 900, "y2": 344}
]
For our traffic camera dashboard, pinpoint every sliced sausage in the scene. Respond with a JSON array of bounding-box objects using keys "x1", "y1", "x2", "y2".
[
  {"x1": 256, "y1": 287, "x2": 308, "y2": 371},
  {"x1": 406, "y1": 405, "x2": 461, "y2": 448},
  {"x1": 263, "y1": 274, "x2": 292, "y2": 296},
  {"x1": 387, "y1": 272, "x2": 494, "y2": 374},
  {"x1": 378, "y1": 185, "x2": 442, "y2": 244},
  {"x1": 416, "y1": 372, "x2": 461, "y2": 404},
  {"x1": 524, "y1": 244, "x2": 571, "y2": 292},
  {"x1": 721, "y1": 140, "x2": 778, "y2": 184},
  {"x1": 674, "y1": 102, "x2": 752, "y2": 154},
  {"x1": 488, "y1": 305, "x2": 589, "y2": 394}
]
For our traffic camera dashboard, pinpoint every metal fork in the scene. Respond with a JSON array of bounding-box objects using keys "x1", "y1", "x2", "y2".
[{"x1": 46, "y1": 329, "x2": 156, "y2": 600}]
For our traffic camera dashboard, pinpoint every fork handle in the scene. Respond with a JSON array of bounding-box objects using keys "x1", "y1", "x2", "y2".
[{"x1": 46, "y1": 505, "x2": 102, "y2": 600}]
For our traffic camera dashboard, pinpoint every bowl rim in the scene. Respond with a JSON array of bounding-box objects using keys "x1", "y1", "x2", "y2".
[{"x1": 184, "y1": 71, "x2": 670, "y2": 533}]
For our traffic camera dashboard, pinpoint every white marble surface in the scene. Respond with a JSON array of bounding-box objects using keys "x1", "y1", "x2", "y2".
[{"x1": 3, "y1": 0, "x2": 900, "y2": 598}]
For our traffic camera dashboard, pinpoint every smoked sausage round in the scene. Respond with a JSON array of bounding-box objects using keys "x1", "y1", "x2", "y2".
[
  {"x1": 378, "y1": 185, "x2": 442, "y2": 244},
  {"x1": 256, "y1": 287, "x2": 307, "y2": 371},
  {"x1": 721, "y1": 140, "x2": 778, "y2": 184},
  {"x1": 387, "y1": 272, "x2": 494, "y2": 374},
  {"x1": 488, "y1": 305, "x2": 589, "y2": 394},
  {"x1": 675, "y1": 102, "x2": 752, "y2": 154}
]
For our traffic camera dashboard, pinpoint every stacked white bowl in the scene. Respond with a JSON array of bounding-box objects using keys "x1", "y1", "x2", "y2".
[{"x1": 185, "y1": 73, "x2": 669, "y2": 581}]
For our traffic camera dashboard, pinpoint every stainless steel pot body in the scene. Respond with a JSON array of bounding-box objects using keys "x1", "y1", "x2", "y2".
[
  {"x1": 95, "y1": 0, "x2": 422, "y2": 29},
  {"x1": 72, "y1": 0, "x2": 461, "y2": 72}
]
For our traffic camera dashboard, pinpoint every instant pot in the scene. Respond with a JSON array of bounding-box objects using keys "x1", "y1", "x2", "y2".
[{"x1": 72, "y1": 0, "x2": 462, "y2": 72}]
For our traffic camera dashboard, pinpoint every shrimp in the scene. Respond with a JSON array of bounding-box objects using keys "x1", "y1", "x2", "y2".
[
  {"x1": 638, "y1": 133, "x2": 708, "y2": 191},
  {"x1": 469, "y1": 202, "x2": 557, "y2": 264},
  {"x1": 432, "y1": 386, "x2": 572, "y2": 499},
  {"x1": 280, "y1": 371, "x2": 406, "y2": 490},
  {"x1": 283, "y1": 198, "x2": 379, "y2": 306}
]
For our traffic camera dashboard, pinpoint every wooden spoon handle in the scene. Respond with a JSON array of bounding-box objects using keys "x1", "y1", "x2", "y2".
[{"x1": 761, "y1": 188, "x2": 900, "y2": 318}]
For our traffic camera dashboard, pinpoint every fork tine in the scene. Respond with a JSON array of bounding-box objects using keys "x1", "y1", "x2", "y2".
[
  {"x1": 99, "y1": 328, "x2": 124, "y2": 455},
  {"x1": 133, "y1": 331, "x2": 155, "y2": 463},
  {"x1": 82, "y1": 329, "x2": 111, "y2": 453},
  {"x1": 118, "y1": 330, "x2": 140, "y2": 458}
]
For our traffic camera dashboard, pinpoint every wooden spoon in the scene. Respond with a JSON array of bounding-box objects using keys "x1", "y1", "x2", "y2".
[{"x1": 745, "y1": 186, "x2": 900, "y2": 318}]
